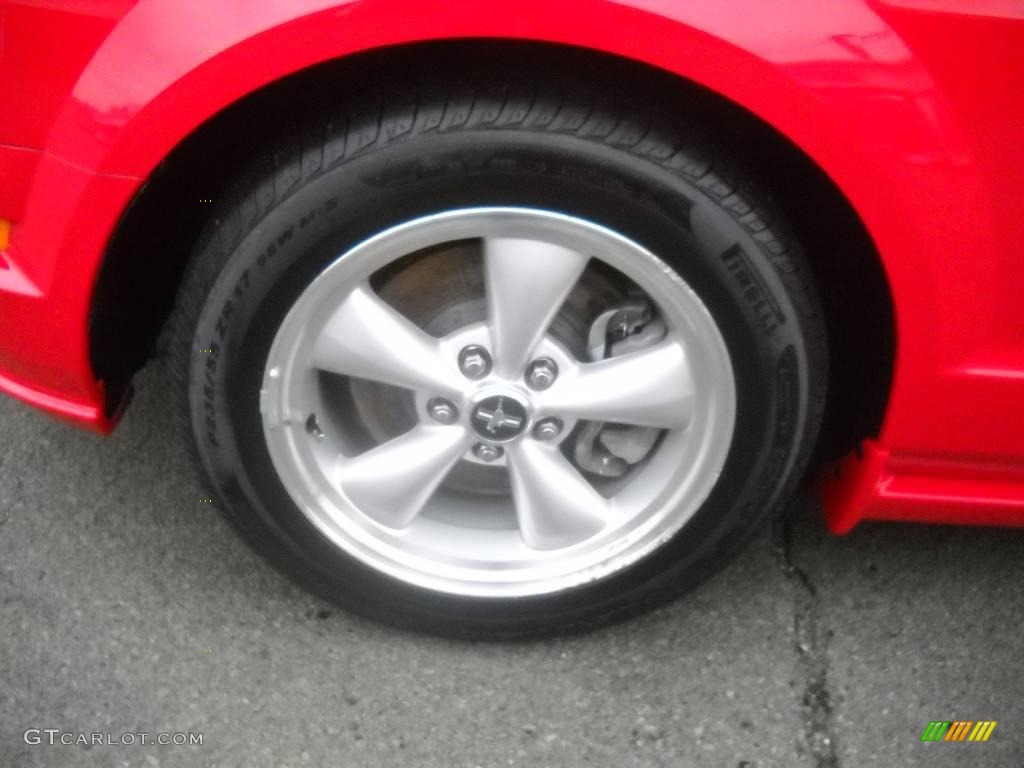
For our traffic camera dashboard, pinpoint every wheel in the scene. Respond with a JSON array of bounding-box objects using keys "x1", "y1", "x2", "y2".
[{"x1": 171, "y1": 77, "x2": 826, "y2": 637}]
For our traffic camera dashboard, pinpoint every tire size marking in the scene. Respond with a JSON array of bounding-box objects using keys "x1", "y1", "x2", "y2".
[
  {"x1": 202, "y1": 342, "x2": 220, "y2": 448},
  {"x1": 255, "y1": 226, "x2": 295, "y2": 269},
  {"x1": 200, "y1": 196, "x2": 339, "y2": 451}
]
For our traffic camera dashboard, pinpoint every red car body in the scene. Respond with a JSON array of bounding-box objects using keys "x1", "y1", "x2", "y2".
[{"x1": 1, "y1": 0, "x2": 1022, "y2": 533}]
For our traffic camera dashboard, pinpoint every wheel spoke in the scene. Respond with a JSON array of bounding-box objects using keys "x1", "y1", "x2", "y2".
[
  {"x1": 336, "y1": 425, "x2": 472, "y2": 528},
  {"x1": 507, "y1": 440, "x2": 610, "y2": 550},
  {"x1": 311, "y1": 284, "x2": 464, "y2": 398},
  {"x1": 484, "y1": 237, "x2": 589, "y2": 377},
  {"x1": 536, "y1": 340, "x2": 695, "y2": 429}
]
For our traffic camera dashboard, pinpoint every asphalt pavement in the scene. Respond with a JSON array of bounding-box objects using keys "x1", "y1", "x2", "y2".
[{"x1": 2, "y1": 361, "x2": 1022, "y2": 768}]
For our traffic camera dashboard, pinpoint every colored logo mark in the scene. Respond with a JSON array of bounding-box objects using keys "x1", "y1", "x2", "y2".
[{"x1": 921, "y1": 721, "x2": 996, "y2": 742}]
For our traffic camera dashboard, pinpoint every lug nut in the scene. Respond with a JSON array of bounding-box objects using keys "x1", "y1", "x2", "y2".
[
  {"x1": 525, "y1": 358, "x2": 558, "y2": 390},
  {"x1": 458, "y1": 345, "x2": 492, "y2": 380},
  {"x1": 427, "y1": 398, "x2": 459, "y2": 425},
  {"x1": 532, "y1": 417, "x2": 563, "y2": 441},
  {"x1": 473, "y1": 443, "x2": 504, "y2": 462}
]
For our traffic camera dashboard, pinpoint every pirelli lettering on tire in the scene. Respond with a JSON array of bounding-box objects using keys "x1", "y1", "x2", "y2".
[{"x1": 720, "y1": 243, "x2": 786, "y2": 335}]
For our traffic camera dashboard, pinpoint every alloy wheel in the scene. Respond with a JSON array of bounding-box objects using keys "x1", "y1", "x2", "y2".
[{"x1": 260, "y1": 207, "x2": 736, "y2": 597}]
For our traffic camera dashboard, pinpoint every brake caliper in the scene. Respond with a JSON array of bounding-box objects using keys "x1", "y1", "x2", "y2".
[{"x1": 573, "y1": 296, "x2": 666, "y2": 478}]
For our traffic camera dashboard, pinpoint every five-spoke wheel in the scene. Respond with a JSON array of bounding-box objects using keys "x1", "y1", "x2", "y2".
[{"x1": 259, "y1": 208, "x2": 735, "y2": 596}]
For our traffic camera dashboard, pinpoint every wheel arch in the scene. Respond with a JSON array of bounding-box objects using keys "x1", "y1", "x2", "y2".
[{"x1": 89, "y1": 38, "x2": 895, "y2": 458}]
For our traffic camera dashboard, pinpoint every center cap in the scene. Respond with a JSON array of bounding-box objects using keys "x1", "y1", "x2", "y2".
[{"x1": 470, "y1": 394, "x2": 529, "y2": 442}]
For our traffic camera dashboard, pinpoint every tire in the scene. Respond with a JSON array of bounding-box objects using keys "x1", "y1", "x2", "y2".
[{"x1": 170, "y1": 76, "x2": 826, "y2": 638}]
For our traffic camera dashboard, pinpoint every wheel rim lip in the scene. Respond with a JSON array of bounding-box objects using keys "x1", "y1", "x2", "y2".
[{"x1": 260, "y1": 207, "x2": 736, "y2": 598}]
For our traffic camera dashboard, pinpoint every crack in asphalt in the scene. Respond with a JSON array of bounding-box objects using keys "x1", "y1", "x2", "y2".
[
  {"x1": 772, "y1": 515, "x2": 840, "y2": 768},
  {"x1": 0, "y1": 458, "x2": 15, "y2": 532}
]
